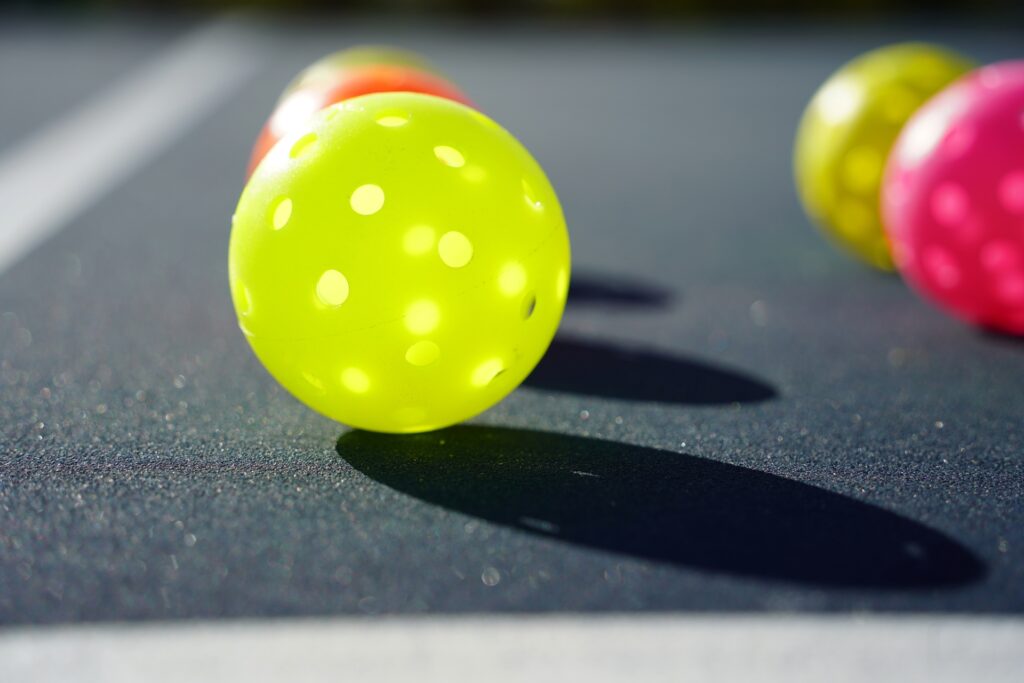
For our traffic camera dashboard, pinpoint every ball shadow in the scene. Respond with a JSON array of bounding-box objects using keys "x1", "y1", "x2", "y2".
[
  {"x1": 567, "y1": 272, "x2": 673, "y2": 309},
  {"x1": 338, "y1": 427, "x2": 984, "y2": 589},
  {"x1": 524, "y1": 336, "x2": 777, "y2": 404},
  {"x1": 978, "y1": 327, "x2": 1024, "y2": 348}
]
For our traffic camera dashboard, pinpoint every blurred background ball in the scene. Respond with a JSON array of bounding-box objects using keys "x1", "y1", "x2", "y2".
[
  {"x1": 794, "y1": 42, "x2": 975, "y2": 270},
  {"x1": 248, "y1": 64, "x2": 473, "y2": 176},
  {"x1": 883, "y1": 61, "x2": 1024, "y2": 335},
  {"x1": 280, "y1": 45, "x2": 444, "y2": 100},
  {"x1": 229, "y1": 93, "x2": 571, "y2": 433}
]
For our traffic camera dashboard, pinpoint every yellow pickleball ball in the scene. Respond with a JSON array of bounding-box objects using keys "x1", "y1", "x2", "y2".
[
  {"x1": 229, "y1": 93, "x2": 571, "y2": 433},
  {"x1": 794, "y1": 43, "x2": 974, "y2": 270}
]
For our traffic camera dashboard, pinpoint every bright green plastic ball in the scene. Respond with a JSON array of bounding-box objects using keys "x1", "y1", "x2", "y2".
[
  {"x1": 229, "y1": 93, "x2": 571, "y2": 433},
  {"x1": 794, "y1": 43, "x2": 974, "y2": 270}
]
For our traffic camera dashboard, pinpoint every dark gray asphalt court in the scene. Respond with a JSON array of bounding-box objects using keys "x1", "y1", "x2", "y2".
[{"x1": 1, "y1": 15, "x2": 1023, "y2": 626}]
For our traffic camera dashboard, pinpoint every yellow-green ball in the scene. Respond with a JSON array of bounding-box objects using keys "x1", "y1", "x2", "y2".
[
  {"x1": 229, "y1": 93, "x2": 571, "y2": 433},
  {"x1": 794, "y1": 43, "x2": 974, "y2": 270}
]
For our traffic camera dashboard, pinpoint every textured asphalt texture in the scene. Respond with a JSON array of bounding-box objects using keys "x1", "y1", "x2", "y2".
[{"x1": 1, "y1": 16, "x2": 1023, "y2": 625}]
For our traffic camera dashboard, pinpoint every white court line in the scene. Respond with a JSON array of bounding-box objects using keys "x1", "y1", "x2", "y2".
[
  {"x1": 0, "y1": 17, "x2": 260, "y2": 275},
  {"x1": 1, "y1": 615, "x2": 1022, "y2": 683}
]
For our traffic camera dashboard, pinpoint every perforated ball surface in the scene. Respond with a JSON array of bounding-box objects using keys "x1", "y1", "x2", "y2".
[
  {"x1": 229, "y1": 92, "x2": 571, "y2": 433},
  {"x1": 883, "y1": 61, "x2": 1024, "y2": 335},
  {"x1": 794, "y1": 43, "x2": 974, "y2": 270}
]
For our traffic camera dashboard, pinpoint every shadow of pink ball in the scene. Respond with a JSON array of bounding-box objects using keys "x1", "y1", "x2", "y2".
[{"x1": 883, "y1": 60, "x2": 1024, "y2": 335}]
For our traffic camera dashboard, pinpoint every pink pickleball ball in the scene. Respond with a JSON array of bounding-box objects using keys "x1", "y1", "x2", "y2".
[{"x1": 883, "y1": 60, "x2": 1024, "y2": 335}]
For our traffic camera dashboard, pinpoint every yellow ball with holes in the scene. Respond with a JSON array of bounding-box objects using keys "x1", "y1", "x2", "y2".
[
  {"x1": 229, "y1": 92, "x2": 571, "y2": 433},
  {"x1": 794, "y1": 43, "x2": 974, "y2": 270}
]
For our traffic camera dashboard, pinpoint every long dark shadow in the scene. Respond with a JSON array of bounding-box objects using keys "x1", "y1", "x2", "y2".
[
  {"x1": 979, "y1": 327, "x2": 1024, "y2": 348},
  {"x1": 338, "y1": 427, "x2": 985, "y2": 589},
  {"x1": 567, "y1": 272, "x2": 674, "y2": 309},
  {"x1": 525, "y1": 335, "x2": 777, "y2": 404}
]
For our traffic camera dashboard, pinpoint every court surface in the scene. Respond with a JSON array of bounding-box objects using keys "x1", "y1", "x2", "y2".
[{"x1": 1, "y1": 13, "x2": 1023, "y2": 681}]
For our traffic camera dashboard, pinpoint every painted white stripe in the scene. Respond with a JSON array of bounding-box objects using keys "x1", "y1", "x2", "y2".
[
  {"x1": 0, "y1": 17, "x2": 259, "y2": 275},
  {"x1": 1, "y1": 615, "x2": 1022, "y2": 683}
]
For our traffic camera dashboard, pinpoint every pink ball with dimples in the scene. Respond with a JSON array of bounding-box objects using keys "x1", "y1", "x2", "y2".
[{"x1": 883, "y1": 61, "x2": 1024, "y2": 335}]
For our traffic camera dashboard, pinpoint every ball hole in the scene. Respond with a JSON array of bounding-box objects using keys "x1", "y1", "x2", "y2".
[
  {"x1": 998, "y1": 170, "x2": 1024, "y2": 215},
  {"x1": 405, "y1": 340, "x2": 440, "y2": 367},
  {"x1": 289, "y1": 132, "x2": 318, "y2": 159},
  {"x1": 271, "y1": 197, "x2": 292, "y2": 230},
  {"x1": 930, "y1": 182, "x2": 970, "y2": 227},
  {"x1": 341, "y1": 367, "x2": 370, "y2": 394},
  {"x1": 405, "y1": 300, "x2": 440, "y2": 335},
  {"x1": 521, "y1": 293, "x2": 536, "y2": 320},
  {"x1": 434, "y1": 145, "x2": 465, "y2": 168},
  {"x1": 462, "y1": 165, "x2": 486, "y2": 183},
  {"x1": 376, "y1": 111, "x2": 410, "y2": 127},
  {"x1": 438, "y1": 231, "x2": 473, "y2": 268},
  {"x1": 471, "y1": 358, "x2": 505, "y2": 387},
  {"x1": 350, "y1": 184, "x2": 385, "y2": 216},
  {"x1": 316, "y1": 270, "x2": 349, "y2": 307},
  {"x1": 498, "y1": 262, "x2": 527, "y2": 296}
]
